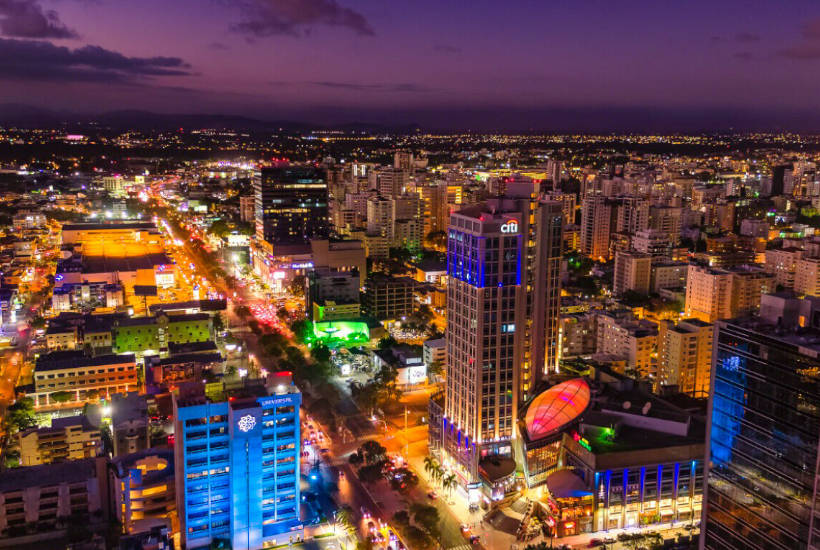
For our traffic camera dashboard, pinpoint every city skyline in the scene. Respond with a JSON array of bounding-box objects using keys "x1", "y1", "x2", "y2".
[{"x1": 4, "y1": 1, "x2": 820, "y2": 130}]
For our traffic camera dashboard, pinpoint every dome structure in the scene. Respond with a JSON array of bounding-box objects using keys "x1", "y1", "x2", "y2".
[{"x1": 524, "y1": 378, "x2": 590, "y2": 440}]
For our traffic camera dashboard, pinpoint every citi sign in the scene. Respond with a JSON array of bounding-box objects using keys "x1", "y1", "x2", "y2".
[{"x1": 500, "y1": 219, "x2": 519, "y2": 234}]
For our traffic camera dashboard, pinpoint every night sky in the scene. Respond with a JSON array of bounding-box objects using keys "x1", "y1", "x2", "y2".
[{"x1": 2, "y1": 0, "x2": 820, "y2": 130}]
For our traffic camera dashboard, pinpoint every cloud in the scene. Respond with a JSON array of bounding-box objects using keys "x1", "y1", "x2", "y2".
[
  {"x1": 208, "y1": 41, "x2": 229, "y2": 50},
  {"x1": 0, "y1": 0, "x2": 78, "y2": 38},
  {"x1": 776, "y1": 18, "x2": 820, "y2": 60},
  {"x1": 777, "y1": 43, "x2": 820, "y2": 60},
  {"x1": 0, "y1": 37, "x2": 192, "y2": 82},
  {"x1": 229, "y1": 0, "x2": 373, "y2": 37},
  {"x1": 267, "y1": 80, "x2": 436, "y2": 93},
  {"x1": 801, "y1": 18, "x2": 820, "y2": 39},
  {"x1": 433, "y1": 44, "x2": 461, "y2": 54},
  {"x1": 733, "y1": 51, "x2": 753, "y2": 61},
  {"x1": 735, "y1": 32, "x2": 760, "y2": 43}
]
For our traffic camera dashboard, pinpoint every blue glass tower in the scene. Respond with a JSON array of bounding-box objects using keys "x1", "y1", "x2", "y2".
[
  {"x1": 174, "y1": 378, "x2": 302, "y2": 549},
  {"x1": 703, "y1": 316, "x2": 820, "y2": 550}
]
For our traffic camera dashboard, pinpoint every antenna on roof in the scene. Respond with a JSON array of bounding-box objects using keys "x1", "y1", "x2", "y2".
[
  {"x1": 622, "y1": 401, "x2": 631, "y2": 410},
  {"x1": 642, "y1": 402, "x2": 652, "y2": 415}
]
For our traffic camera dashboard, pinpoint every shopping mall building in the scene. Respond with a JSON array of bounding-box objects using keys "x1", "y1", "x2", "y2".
[{"x1": 431, "y1": 367, "x2": 705, "y2": 536}]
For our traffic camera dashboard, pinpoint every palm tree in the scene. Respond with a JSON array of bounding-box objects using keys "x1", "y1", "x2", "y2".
[
  {"x1": 334, "y1": 506, "x2": 358, "y2": 550},
  {"x1": 434, "y1": 464, "x2": 445, "y2": 487},
  {"x1": 423, "y1": 456, "x2": 437, "y2": 479},
  {"x1": 442, "y1": 473, "x2": 457, "y2": 501}
]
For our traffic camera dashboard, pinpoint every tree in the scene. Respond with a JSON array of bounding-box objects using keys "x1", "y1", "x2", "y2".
[
  {"x1": 424, "y1": 230, "x2": 447, "y2": 250},
  {"x1": 335, "y1": 506, "x2": 358, "y2": 550},
  {"x1": 208, "y1": 219, "x2": 230, "y2": 238},
  {"x1": 212, "y1": 313, "x2": 225, "y2": 334},
  {"x1": 311, "y1": 344, "x2": 331, "y2": 365},
  {"x1": 378, "y1": 336, "x2": 398, "y2": 351},
  {"x1": 361, "y1": 440, "x2": 387, "y2": 465},
  {"x1": 50, "y1": 391, "x2": 73, "y2": 403},
  {"x1": 410, "y1": 503, "x2": 440, "y2": 541},
  {"x1": 7, "y1": 398, "x2": 36, "y2": 432},
  {"x1": 392, "y1": 510, "x2": 410, "y2": 526},
  {"x1": 442, "y1": 473, "x2": 457, "y2": 500},
  {"x1": 235, "y1": 305, "x2": 251, "y2": 319},
  {"x1": 423, "y1": 456, "x2": 438, "y2": 478}
]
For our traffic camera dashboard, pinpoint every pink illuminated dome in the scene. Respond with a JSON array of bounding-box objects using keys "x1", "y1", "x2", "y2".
[{"x1": 524, "y1": 378, "x2": 590, "y2": 440}]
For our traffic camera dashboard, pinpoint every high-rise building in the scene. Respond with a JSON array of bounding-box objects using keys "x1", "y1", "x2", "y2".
[
  {"x1": 657, "y1": 318, "x2": 713, "y2": 398},
  {"x1": 580, "y1": 195, "x2": 613, "y2": 260},
  {"x1": 702, "y1": 306, "x2": 820, "y2": 550},
  {"x1": 174, "y1": 378, "x2": 302, "y2": 550},
  {"x1": 795, "y1": 257, "x2": 820, "y2": 297},
  {"x1": 442, "y1": 181, "x2": 562, "y2": 488},
  {"x1": 685, "y1": 265, "x2": 772, "y2": 323},
  {"x1": 239, "y1": 195, "x2": 255, "y2": 223},
  {"x1": 420, "y1": 182, "x2": 449, "y2": 237},
  {"x1": 595, "y1": 311, "x2": 658, "y2": 379},
  {"x1": 764, "y1": 247, "x2": 803, "y2": 289},
  {"x1": 613, "y1": 251, "x2": 652, "y2": 295},
  {"x1": 366, "y1": 195, "x2": 395, "y2": 241},
  {"x1": 254, "y1": 166, "x2": 328, "y2": 247}
]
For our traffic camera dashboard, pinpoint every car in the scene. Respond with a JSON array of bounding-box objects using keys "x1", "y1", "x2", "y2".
[
  {"x1": 367, "y1": 521, "x2": 376, "y2": 534},
  {"x1": 603, "y1": 537, "x2": 616, "y2": 544},
  {"x1": 588, "y1": 539, "x2": 602, "y2": 548},
  {"x1": 361, "y1": 507, "x2": 371, "y2": 519},
  {"x1": 469, "y1": 535, "x2": 481, "y2": 546},
  {"x1": 427, "y1": 491, "x2": 438, "y2": 500},
  {"x1": 460, "y1": 524, "x2": 470, "y2": 536}
]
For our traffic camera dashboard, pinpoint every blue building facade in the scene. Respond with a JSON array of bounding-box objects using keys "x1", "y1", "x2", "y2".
[
  {"x1": 703, "y1": 318, "x2": 820, "y2": 550},
  {"x1": 174, "y1": 382, "x2": 302, "y2": 549}
]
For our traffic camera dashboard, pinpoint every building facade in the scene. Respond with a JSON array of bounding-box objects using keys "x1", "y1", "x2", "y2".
[
  {"x1": 442, "y1": 181, "x2": 563, "y2": 494},
  {"x1": 703, "y1": 313, "x2": 820, "y2": 550},
  {"x1": 254, "y1": 166, "x2": 329, "y2": 247},
  {"x1": 174, "y1": 380, "x2": 302, "y2": 550}
]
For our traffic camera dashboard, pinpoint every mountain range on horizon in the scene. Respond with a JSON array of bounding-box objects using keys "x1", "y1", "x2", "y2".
[{"x1": 2, "y1": 103, "x2": 820, "y2": 134}]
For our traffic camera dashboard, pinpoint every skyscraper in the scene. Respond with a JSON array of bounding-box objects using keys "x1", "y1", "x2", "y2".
[
  {"x1": 254, "y1": 166, "x2": 329, "y2": 247},
  {"x1": 702, "y1": 303, "x2": 820, "y2": 550},
  {"x1": 174, "y1": 378, "x2": 302, "y2": 550},
  {"x1": 442, "y1": 179, "x2": 562, "y2": 488}
]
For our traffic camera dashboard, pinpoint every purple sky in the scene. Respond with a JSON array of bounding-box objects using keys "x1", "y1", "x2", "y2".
[{"x1": 2, "y1": 0, "x2": 820, "y2": 129}]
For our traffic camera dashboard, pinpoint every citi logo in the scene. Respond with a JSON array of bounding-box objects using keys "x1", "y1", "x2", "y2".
[{"x1": 501, "y1": 220, "x2": 519, "y2": 233}]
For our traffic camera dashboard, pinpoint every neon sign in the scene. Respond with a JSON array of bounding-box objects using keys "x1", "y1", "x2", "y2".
[
  {"x1": 573, "y1": 431, "x2": 592, "y2": 452},
  {"x1": 500, "y1": 219, "x2": 519, "y2": 234}
]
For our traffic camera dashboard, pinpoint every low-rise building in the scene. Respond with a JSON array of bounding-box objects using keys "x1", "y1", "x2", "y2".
[
  {"x1": 32, "y1": 351, "x2": 138, "y2": 409},
  {"x1": 517, "y1": 374, "x2": 705, "y2": 537},
  {"x1": 111, "y1": 449, "x2": 176, "y2": 535},
  {"x1": 17, "y1": 415, "x2": 102, "y2": 466},
  {"x1": 0, "y1": 457, "x2": 109, "y2": 538},
  {"x1": 363, "y1": 274, "x2": 417, "y2": 321}
]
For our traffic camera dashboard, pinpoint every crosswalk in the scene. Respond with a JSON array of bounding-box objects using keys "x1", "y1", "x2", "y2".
[{"x1": 447, "y1": 546, "x2": 473, "y2": 550}]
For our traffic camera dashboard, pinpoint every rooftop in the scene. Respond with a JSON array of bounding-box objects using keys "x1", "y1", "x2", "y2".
[
  {"x1": 0, "y1": 458, "x2": 99, "y2": 492},
  {"x1": 36, "y1": 351, "x2": 136, "y2": 372}
]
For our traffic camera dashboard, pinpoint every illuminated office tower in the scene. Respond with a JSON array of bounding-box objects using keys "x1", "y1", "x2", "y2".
[
  {"x1": 174, "y1": 378, "x2": 302, "y2": 550},
  {"x1": 254, "y1": 166, "x2": 328, "y2": 247},
  {"x1": 442, "y1": 179, "x2": 562, "y2": 490}
]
